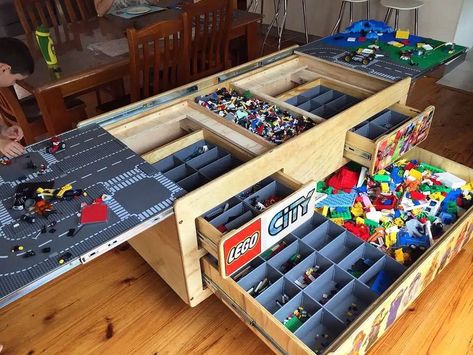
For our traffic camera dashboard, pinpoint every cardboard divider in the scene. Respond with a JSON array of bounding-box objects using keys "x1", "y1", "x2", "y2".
[
  {"x1": 152, "y1": 155, "x2": 183, "y2": 173},
  {"x1": 291, "y1": 213, "x2": 330, "y2": 238},
  {"x1": 354, "y1": 122, "x2": 388, "y2": 140},
  {"x1": 303, "y1": 265, "x2": 354, "y2": 305},
  {"x1": 243, "y1": 181, "x2": 294, "y2": 210},
  {"x1": 294, "y1": 309, "x2": 346, "y2": 352},
  {"x1": 274, "y1": 292, "x2": 322, "y2": 332},
  {"x1": 203, "y1": 197, "x2": 241, "y2": 221},
  {"x1": 256, "y1": 277, "x2": 301, "y2": 314},
  {"x1": 199, "y1": 155, "x2": 242, "y2": 180},
  {"x1": 164, "y1": 164, "x2": 198, "y2": 182},
  {"x1": 359, "y1": 255, "x2": 407, "y2": 295},
  {"x1": 319, "y1": 231, "x2": 364, "y2": 263},
  {"x1": 261, "y1": 234, "x2": 298, "y2": 261},
  {"x1": 268, "y1": 240, "x2": 314, "y2": 274},
  {"x1": 186, "y1": 147, "x2": 229, "y2": 170},
  {"x1": 325, "y1": 279, "x2": 379, "y2": 326},
  {"x1": 231, "y1": 256, "x2": 265, "y2": 282},
  {"x1": 286, "y1": 251, "x2": 333, "y2": 289},
  {"x1": 238, "y1": 263, "x2": 283, "y2": 298},
  {"x1": 338, "y1": 243, "x2": 385, "y2": 276},
  {"x1": 177, "y1": 173, "x2": 209, "y2": 192},
  {"x1": 174, "y1": 140, "x2": 216, "y2": 162}
]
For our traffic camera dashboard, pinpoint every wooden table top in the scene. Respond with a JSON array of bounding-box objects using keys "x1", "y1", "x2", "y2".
[{"x1": 17, "y1": 8, "x2": 262, "y2": 94}]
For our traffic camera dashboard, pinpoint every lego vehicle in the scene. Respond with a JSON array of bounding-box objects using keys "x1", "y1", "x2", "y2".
[
  {"x1": 34, "y1": 199, "x2": 55, "y2": 217},
  {"x1": 61, "y1": 189, "x2": 87, "y2": 200},
  {"x1": 20, "y1": 214, "x2": 36, "y2": 224},
  {"x1": 47, "y1": 136, "x2": 66, "y2": 154},
  {"x1": 12, "y1": 193, "x2": 25, "y2": 211},
  {"x1": 36, "y1": 187, "x2": 55, "y2": 199},
  {"x1": 344, "y1": 48, "x2": 377, "y2": 65}
]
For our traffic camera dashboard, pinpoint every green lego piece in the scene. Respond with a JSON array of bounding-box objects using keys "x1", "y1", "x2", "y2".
[
  {"x1": 373, "y1": 174, "x2": 391, "y2": 183},
  {"x1": 317, "y1": 181, "x2": 327, "y2": 193},
  {"x1": 420, "y1": 162, "x2": 444, "y2": 174},
  {"x1": 447, "y1": 201, "x2": 458, "y2": 214},
  {"x1": 284, "y1": 316, "x2": 303, "y2": 333},
  {"x1": 419, "y1": 184, "x2": 431, "y2": 192},
  {"x1": 330, "y1": 207, "x2": 351, "y2": 220},
  {"x1": 430, "y1": 184, "x2": 451, "y2": 193},
  {"x1": 365, "y1": 219, "x2": 380, "y2": 232},
  {"x1": 242, "y1": 90, "x2": 252, "y2": 99},
  {"x1": 427, "y1": 215, "x2": 436, "y2": 222},
  {"x1": 325, "y1": 187, "x2": 334, "y2": 194}
]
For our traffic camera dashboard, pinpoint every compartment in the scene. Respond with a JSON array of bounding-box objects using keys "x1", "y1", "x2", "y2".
[
  {"x1": 319, "y1": 231, "x2": 363, "y2": 263},
  {"x1": 232, "y1": 256, "x2": 265, "y2": 282},
  {"x1": 299, "y1": 99, "x2": 322, "y2": 113},
  {"x1": 177, "y1": 172, "x2": 209, "y2": 192},
  {"x1": 354, "y1": 122, "x2": 388, "y2": 140},
  {"x1": 360, "y1": 255, "x2": 406, "y2": 295},
  {"x1": 238, "y1": 177, "x2": 275, "y2": 199},
  {"x1": 261, "y1": 234, "x2": 298, "y2": 260},
  {"x1": 286, "y1": 252, "x2": 333, "y2": 289},
  {"x1": 344, "y1": 105, "x2": 435, "y2": 173},
  {"x1": 225, "y1": 210, "x2": 258, "y2": 231},
  {"x1": 164, "y1": 164, "x2": 197, "y2": 182},
  {"x1": 326, "y1": 95, "x2": 360, "y2": 113},
  {"x1": 174, "y1": 140, "x2": 216, "y2": 161},
  {"x1": 338, "y1": 243, "x2": 385, "y2": 277},
  {"x1": 243, "y1": 181, "x2": 294, "y2": 211},
  {"x1": 186, "y1": 147, "x2": 229, "y2": 170},
  {"x1": 268, "y1": 240, "x2": 314, "y2": 273},
  {"x1": 291, "y1": 213, "x2": 328, "y2": 238},
  {"x1": 199, "y1": 155, "x2": 243, "y2": 180},
  {"x1": 209, "y1": 202, "x2": 251, "y2": 228},
  {"x1": 310, "y1": 105, "x2": 336, "y2": 119},
  {"x1": 255, "y1": 277, "x2": 300, "y2": 314},
  {"x1": 295, "y1": 309, "x2": 346, "y2": 353},
  {"x1": 274, "y1": 292, "x2": 321, "y2": 333},
  {"x1": 304, "y1": 265, "x2": 354, "y2": 305},
  {"x1": 325, "y1": 279, "x2": 378, "y2": 326},
  {"x1": 312, "y1": 90, "x2": 343, "y2": 105},
  {"x1": 238, "y1": 263, "x2": 282, "y2": 298},
  {"x1": 203, "y1": 197, "x2": 241, "y2": 221},
  {"x1": 152, "y1": 155, "x2": 183, "y2": 173},
  {"x1": 299, "y1": 220, "x2": 346, "y2": 251}
]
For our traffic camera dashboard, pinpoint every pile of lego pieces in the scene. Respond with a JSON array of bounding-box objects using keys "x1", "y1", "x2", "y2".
[
  {"x1": 195, "y1": 88, "x2": 316, "y2": 144},
  {"x1": 316, "y1": 160, "x2": 472, "y2": 266}
]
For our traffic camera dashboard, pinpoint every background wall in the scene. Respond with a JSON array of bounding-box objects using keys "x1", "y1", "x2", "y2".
[{"x1": 253, "y1": 0, "x2": 470, "y2": 45}]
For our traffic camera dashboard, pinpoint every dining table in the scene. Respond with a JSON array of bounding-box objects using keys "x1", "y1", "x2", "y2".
[{"x1": 16, "y1": 5, "x2": 263, "y2": 136}]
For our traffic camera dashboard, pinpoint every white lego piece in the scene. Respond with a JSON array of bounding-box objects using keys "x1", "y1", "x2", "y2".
[
  {"x1": 366, "y1": 210, "x2": 383, "y2": 223},
  {"x1": 357, "y1": 166, "x2": 368, "y2": 187},
  {"x1": 347, "y1": 37, "x2": 357, "y2": 42},
  {"x1": 435, "y1": 172, "x2": 466, "y2": 189},
  {"x1": 424, "y1": 198, "x2": 442, "y2": 216}
]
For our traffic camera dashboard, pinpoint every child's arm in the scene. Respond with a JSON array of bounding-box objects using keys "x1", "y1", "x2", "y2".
[
  {"x1": 94, "y1": 0, "x2": 115, "y2": 16},
  {"x1": 0, "y1": 125, "x2": 25, "y2": 158}
]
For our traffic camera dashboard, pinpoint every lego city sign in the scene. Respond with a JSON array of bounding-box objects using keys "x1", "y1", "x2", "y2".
[{"x1": 221, "y1": 183, "x2": 317, "y2": 277}]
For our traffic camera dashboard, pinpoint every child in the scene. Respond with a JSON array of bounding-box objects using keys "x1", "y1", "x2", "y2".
[
  {"x1": 94, "y1": 0, "x2": 157, "y2": 16},
  {"x1": 0, "y1": 37, "x2": 34, "y2": 158}
]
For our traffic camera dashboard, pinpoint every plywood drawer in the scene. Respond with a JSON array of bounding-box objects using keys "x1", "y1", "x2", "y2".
[
  {"x1": 344, "y1": 105, "x2": 435, "y2": 173},
  {"x1": 201, "y1": 147, "x2": 473, "y2": 355}
]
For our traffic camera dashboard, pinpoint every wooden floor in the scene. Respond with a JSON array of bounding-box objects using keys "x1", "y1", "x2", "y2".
[{"x1": 1, "y1": 36, "x2": 473, "y2": 355}]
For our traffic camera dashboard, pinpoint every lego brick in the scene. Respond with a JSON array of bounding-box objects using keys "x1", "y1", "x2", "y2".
[
  {"x1": 315, "y1": 193, "x2": 357, "y2": 208},
  {"x1": 285, "y1": 251, "x2": 333, "y2": 288},
  {"x1": 337, "y1": 243, "x2": 385, "y2": 275},
  {"x1": 274, "y1": 292, "x2": 321, "y2": 331},
  {"x1": 237, "y1": 263, "x2": 283, "y2": 298},
  {"x1": 303, "y1": 265, "x2": 354, "y2": 305},
  {"x1": 243, "y1": 181, "x2": 294, "y2": 210},
  {"x1": 359, "y1": 255, "x2": 406, "y2": 294},
  {"x1": 268, "y1": 240, "x2": 314, "y2": 274}
]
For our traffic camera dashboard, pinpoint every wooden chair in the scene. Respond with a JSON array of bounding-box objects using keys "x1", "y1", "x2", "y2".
[
  {"x1": 182, "y1": 0, "x2": 233, "y2": 82},
  {"x1": 128, "y1": 16, "x2": 190, "y2": 103},
  {"x1": 15, "y1": 0, "x2": 96, "y2": 34},
  {"x1": 97, "y1": 16, "x2": 190, "y2": 111},
  {"x1": 0, "y1": 87, "x2": 86, "y2": 144}
]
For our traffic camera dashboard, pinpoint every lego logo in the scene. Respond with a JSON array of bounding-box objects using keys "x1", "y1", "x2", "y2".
[{"x1": 227, "y1": 232, "x2": 259, "y2": 265}]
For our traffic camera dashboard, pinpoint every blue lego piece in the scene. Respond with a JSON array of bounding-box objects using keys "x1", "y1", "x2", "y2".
[
  {"x1": 365, "y1": 30, "x2": 379, "y2": 39},
  {"x1": 390, "y1": 167, "x2": 404, "y2": 184},
  {"x1": 371, "y1": 270, "x2": 394, "y2": 295},
  {"x1": 439, "y1": 212, "x2": 455, "y2": 225},
  {"x1": 393, "y1": 210, "x2": 401, "y2": 218},
  {"x1": 440, "y1": 189, "x2": 462, "y2": 212},
  {"x1": 343, "y1": 20, "x2": 394, "y2": 35},
  {"x1": 356, "y1": 185, "x2": 368, "y2": 193},
  {"x1": 315, "y1": 192, "x2": 357, "y2": 208},
  {"x1": 395, "y1": 230, "x2": 430, "y2": 248}
]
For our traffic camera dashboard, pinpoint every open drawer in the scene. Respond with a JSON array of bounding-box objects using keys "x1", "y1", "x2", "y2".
[
  {"x1": 197, "y1": 173, "x2": 322, "y2": 278},
  {"x1": 201, "y1": 147, "x2": 473, "y2": 354},
  {"x1": 344, "y1": 104, "x2": 435, "y2": 173}
]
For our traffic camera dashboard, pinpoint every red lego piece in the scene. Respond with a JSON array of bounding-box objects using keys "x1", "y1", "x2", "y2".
[
  {"x1": 372, "y1": 193, "x2": 397, "y2": 210},
  {"x1": 405, "y1": 162, "x2": 416, "y2": 171},
  {"x1": 358, "y1": 36, "x2": 366, "y2": 42},
  {"x1": 80, "y1": 202, "x2": 108, "y2": 224},
  {"x1": 327, "y1": 167, "x2": 359, "y2": 192},
  {"x1": 343, "y1": 222, "x2": 370, "y2": 241},
  {"x1": 410, "y1": 191, "x2": 426, "y2": 201},
  {"x1": 400, "y1": 39, "x2": 409, "y2": 45}
]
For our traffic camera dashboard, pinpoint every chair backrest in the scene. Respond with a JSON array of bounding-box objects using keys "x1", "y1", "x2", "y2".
[
  {"x1": 0, "y1": 87, "x2": 37, "y2": 144},
  {"x1": 15, "y1": 0, "x2": 96, "y2": 33},
  {"x1": 127, "y1": 16, "x2": 190, "y2": 103},
  {"x1": 183, "y1": 0, "x2": 233, "y2": 81}
]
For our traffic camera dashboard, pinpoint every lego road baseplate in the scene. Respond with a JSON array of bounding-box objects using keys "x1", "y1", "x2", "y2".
[{"x1": 0, "y1": 124, "x2": 184, "y2": 307}]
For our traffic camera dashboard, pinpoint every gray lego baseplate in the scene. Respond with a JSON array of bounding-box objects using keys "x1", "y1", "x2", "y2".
[{"x1": 0, "y1": 124, "x2": 184, "y2": 306}]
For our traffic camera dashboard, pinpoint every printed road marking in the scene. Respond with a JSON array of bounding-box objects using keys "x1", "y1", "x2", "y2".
[{"x1": 38, "y1": 239, "x2": 52, "y2": 248}]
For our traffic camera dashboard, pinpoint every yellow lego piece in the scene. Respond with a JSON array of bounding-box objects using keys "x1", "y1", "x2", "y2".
[
  {"x1": 409, "y1": 169, "x2": 422, "y2": 180},
  {"x1": 430, "y1": 192, "x2": 445, "y2": 201},
  {"x1": 356, "y1": 217, "x2": 365, "y2": 225},
  {"x1": 416, "y1": 42, "x2": 425, "y2": 48},
  {"x1": 394, "y1": 249, "x2": 405, "y2": 263},
  {"x1": 351, "y1": 203, "x2": 364, "y2": 217},
  {"x1": 388, "y1": 40, "x2": 404, "y2": 48},
  {"x1": 330, "y1": 218, "x2": 344, "y2": 225},
  {"x1": 381, "y1": 182, "x2": 389, "y2": 193},
  {"x1": 462, "y1": 182, "x2": 473, "y2": 191},
  {"x1": 385, "y1": 231, "x2": 397, "y2": 248},
  {"x1": 411, "y1": 208, "x2": 422, "y2": 216},
  {"x1": 394, "y1": 218, "x2": 404, "y2": 227},
  {"x1": 395, "y1": 29, "x2": 410, "y2": 40},
  {"x1": 321, "y1": 206, "x2": 329, "y2": 217}
]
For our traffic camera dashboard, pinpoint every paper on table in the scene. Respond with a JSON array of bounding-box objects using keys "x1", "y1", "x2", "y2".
[{"x1": 88, "y1": 38, "x2": 129, "y2": 57}]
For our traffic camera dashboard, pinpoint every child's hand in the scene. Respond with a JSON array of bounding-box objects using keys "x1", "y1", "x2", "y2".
[
  {"x1": 0, "y1": 138, "x2": 25, "y2": 158},
  {"x1": 1, "y1": 125, "x2": 24, "y2": 141}
]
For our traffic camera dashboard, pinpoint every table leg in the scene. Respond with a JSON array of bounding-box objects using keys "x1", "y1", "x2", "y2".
[
  {"x1": 246, "y1": 22, "x2": 259, "y2": 61},
  {"x1": 35, "y1": 88, "x2": 73, "y2": 136}
]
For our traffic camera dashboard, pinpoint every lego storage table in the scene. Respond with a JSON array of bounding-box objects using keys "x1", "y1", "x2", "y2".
[{"x1": 1, "y1": 47, "x2": 471, "y2": 355}]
